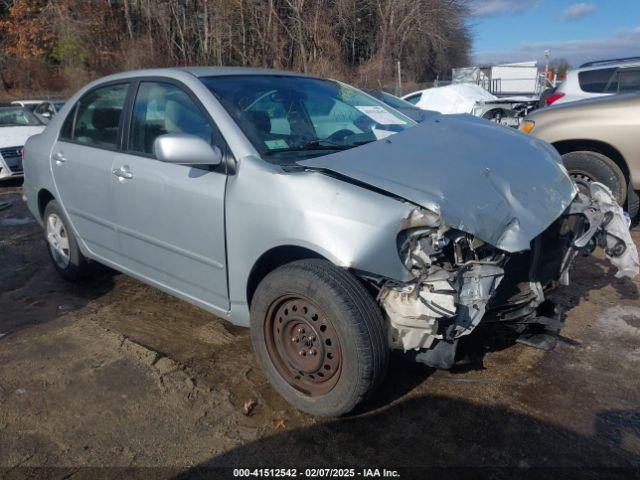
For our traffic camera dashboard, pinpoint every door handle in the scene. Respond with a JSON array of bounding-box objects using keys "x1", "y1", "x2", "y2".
[
  {"x1": 52, "y1": 152, "x2": 67, "y2": 164},
  {"x1": 112, "y1": 166, "x2": 133, "y2": 180}
]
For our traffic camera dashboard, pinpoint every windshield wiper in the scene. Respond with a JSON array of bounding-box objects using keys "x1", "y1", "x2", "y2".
[{"x1": 263, "y1": 140, "x2": 371, "y2": 155}]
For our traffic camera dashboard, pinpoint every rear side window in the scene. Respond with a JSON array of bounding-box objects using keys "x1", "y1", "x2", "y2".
[
  {"x1": 578, "y1": 68, "x2": 616, "y2": 93},
  {"x1": 71, "y1": 83, "x2": 130, "y2": 149},
  {"x1": 618, "y1": 69, "x2": 640, "y2": 94},
  {"x1": 129, "y1": 81, "x2": 216, "y2": 155}
]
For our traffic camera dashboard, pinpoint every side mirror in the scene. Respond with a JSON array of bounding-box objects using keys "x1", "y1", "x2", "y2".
[
  {"x1": 42, "y1": 111, "x2": 51, "y2": 118},
  {"x1": 153, "y1": 133, "x2": 223, "y2": 166}
]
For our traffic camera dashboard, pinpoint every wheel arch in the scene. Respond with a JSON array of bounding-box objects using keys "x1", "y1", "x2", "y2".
[
  {"x1": 37, "y1": 188, "x2": 55, "y2": 219},
  {"x1": 552, "y1": 139, "x2": 630, "y2": 183},
  {"x1": 246, "y1": 245, "x2": 328, "y2": 308}
]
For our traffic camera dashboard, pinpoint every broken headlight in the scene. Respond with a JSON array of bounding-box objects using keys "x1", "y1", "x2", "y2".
[
  {"x1": 397, "y1": 207, "x2": 446, "y2": 275},
  {"x1": 397, "y1": 227, "x2": 449, "y2": 275}
]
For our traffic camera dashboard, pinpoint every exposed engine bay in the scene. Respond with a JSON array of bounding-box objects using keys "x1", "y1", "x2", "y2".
[{"x1": 377, "y1": 182, "x2": 640, "y2": 369}]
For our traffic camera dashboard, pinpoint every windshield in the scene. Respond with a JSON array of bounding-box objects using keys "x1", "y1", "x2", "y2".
[
  {"x1": 201, "y1": 75, "x2": 414, "y2": 162},
  {"x1": 0, "y1": 106, "x2": 43, "y2": 126}
]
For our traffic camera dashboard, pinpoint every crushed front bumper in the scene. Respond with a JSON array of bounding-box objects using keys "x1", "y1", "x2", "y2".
[{"x1": 378, "y1": 182, "x2": 639, "y2": 368}]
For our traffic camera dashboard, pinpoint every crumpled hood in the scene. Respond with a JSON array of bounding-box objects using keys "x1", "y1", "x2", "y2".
[
  {"x1": 300, "y1": 115, "x2": 577, "y2": 253},
  {"x1": 0, "y1": 126, "x2": 45, "y2": 149}
]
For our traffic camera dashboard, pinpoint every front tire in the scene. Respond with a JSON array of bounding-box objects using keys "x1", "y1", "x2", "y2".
[
  {"x1": 562, "y1": 151, "x2": 627, "y2": 205},
  {"x1": 250, "y1": 259, "x2": 388, "y2": 416},
  {"x1": 44, "y1": 200, "x2": 91, "y2": 281}
]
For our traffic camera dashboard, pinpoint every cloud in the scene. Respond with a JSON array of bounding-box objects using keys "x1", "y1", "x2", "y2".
[
  {"x1": 470, "y1": 0, "x2": 538, "y2": 18},
  {"x1": 473, "y1": 26, "x2": 640, "y2": 67},
  {"x1": 562, "y1": 2, "x2": 597, "y2": 21}
]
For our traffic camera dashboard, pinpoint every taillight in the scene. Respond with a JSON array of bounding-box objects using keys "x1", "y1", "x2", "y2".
[
  {"x1": 545, "y1": 92, "x2": 565, "y2": 106},
  {"x1": 21, "y1": 146, "x2": 25, "y2": 162}
]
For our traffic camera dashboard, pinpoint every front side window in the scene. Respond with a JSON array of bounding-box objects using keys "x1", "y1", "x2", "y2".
[
  {"x1": 0, "y1": 106, "x2": 43, "y2": 126},
  {"x1": 129, "y1": 81, "x2": 215, "y2": 155},
  {"x1": 579, "y1": 68, "x2": 616, "y2": 93},
  {"x1": 72, "y1": 83, "x2": 129, "y2": 149},
  {"x1": 201, "y1": 75, "x2": 413, "y2": 163}
]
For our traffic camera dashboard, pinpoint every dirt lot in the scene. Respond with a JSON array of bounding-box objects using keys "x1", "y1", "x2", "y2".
[{"x1": 1, "y1": 183, "x2": 640, "y2": 478}]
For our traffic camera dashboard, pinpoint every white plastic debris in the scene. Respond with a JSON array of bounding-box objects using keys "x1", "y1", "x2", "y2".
[{"x1": 590, "y1": 183, "x2": 640, "y2": 279}]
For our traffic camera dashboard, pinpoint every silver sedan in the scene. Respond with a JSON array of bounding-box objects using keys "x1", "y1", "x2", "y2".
[{"x1": 22, "y1": 67, "x2": 638, "y2": 416}]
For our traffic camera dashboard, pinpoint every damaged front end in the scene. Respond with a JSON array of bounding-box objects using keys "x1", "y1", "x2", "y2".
[{"x1": 378, "y1": 183, "x2": 639, "y2": 369}]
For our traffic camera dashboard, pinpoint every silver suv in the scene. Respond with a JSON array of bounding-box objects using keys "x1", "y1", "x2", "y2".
[{"x1": 23, "y1": 68, "x2": 638, "y2": 416}]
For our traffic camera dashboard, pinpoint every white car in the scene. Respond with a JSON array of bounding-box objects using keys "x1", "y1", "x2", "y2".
[
  {"x1": 546, "y1": 57, "x2": 640, "y2": 106},
  {"x1": 403, "y1": 83, "x2": 537, "y2": 127},
  {"x1": 0, "y1": 106, "x2": 46, "y2": 180},
  {"x1": 33, "y1": 101, "x2": 66, "y2": 121}
]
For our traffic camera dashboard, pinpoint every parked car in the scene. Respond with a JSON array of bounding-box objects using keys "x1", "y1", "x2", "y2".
[
  {"x1": 521, "y1": 92, "x2": 640, "y2": 218},
  {"x1": 0, "y1": 106, "x2": 46, "y2": 180},
  {"x1": 361, "y1": 89, "x2": 431, "y2": 122},
  {"x1": 546, "y1": 57, "x2": 640, "y2": 106},
  {"x1": 33, "y1": 100, "x2": 66, "y2": 122},
  {"x1": 23, "y1": 68, "x2": 638, "y2": 416},
  {"x1": 403, "y1": 83, "x2": 537, "y2": 127}
]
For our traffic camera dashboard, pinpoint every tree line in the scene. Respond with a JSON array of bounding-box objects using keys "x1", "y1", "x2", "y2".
[{"x1": 0, "y1": 0, "x2": 472, "y2": 97}]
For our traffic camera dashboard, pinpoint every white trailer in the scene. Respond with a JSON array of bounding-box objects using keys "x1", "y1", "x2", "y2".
[{"x1": 453, "y1": 61, "x2": 544, "y2": 97}]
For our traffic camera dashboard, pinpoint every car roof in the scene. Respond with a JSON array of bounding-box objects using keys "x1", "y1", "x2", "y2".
[
  {"x1": 177, "y1": 66, "x2": 311, "y2": 78},
  {"x1": 11, "y1": 100, "x2": 46, "y2": 104},
  {"x1": 76, "y1": 67, "x2": 320, "y2": 93},
  {"x1": 573, "y1": 60, "x2": 640, "y2": 73},
  {"x1": 96, "y1": 66, "x2": 312, "y2": 82}
]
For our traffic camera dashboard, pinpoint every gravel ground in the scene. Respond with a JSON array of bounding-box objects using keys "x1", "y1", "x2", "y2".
[{"x1": 1, "y1": 185, "x2": 639, "y2": 478}]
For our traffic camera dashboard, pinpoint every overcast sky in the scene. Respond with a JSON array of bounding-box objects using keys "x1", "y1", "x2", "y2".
[{"x1": 470, "y1": 0, "x2": 640, "y2": 67}]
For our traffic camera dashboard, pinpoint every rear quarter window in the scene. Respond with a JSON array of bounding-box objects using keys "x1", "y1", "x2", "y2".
[
  {"x1": 578, "y1": 68, "x2": 617, "y2": 93},
  {"x1": 618, "y1": 69, "x2": 640, "y2": 94}
]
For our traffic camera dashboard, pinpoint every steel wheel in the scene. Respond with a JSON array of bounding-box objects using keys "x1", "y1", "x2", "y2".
[
  {"x1": 264, "y1": 295, "x2": 342, "y2": 396},
  {"x1": 46, "y1": 212, "x2": 70, "y2": 269},
  {"x1": 570, "y1": 171, "x2": 593, "y2": 196}
]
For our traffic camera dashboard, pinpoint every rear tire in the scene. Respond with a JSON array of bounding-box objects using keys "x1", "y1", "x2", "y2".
[
  {"x1": 43, "y1": 200, "x2": 91, "y2": 281},
  {"x1": 561, "y1": 151, "x2": 627, "y2": 206},
  {"x1": 250, "y1": 259, "x2": 388, "y2": 416}
]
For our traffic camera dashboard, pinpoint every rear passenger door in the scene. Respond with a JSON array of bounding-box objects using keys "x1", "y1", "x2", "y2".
[
  {"x1": 111, "y1": 80, "x2": 230, "y2": 313},
  {"x1": 51, "y1": 82, "x2": 130, "y2": 262}
]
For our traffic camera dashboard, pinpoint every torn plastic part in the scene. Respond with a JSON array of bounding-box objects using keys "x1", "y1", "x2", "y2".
[
  {"x1": 401, "y1": 206, "x2": 441, "y2": 230},
  {"x1": 587, "y1": 183, "x2": 639, "y2": 279},
  {"x1": 380, "y1": 263, "x2": 503, "y2": 351},
  {"x1": 381, "y1": 278, "x2": 455, "y2": 351},
  {"x1": 398, "y1": 207, "x2": 449, "y2": 276},
  {"x1": 566, "y1": 183, "x2": 639, "y2": 279}
]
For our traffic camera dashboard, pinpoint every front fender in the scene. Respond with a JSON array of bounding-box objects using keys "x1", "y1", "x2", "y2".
[{"x1": 225, "y1": 156, "x2": 416, "y2": 326}]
